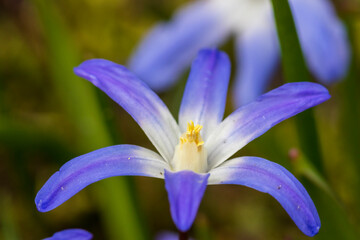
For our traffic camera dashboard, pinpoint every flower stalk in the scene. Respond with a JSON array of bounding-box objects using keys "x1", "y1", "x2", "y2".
[{"x1": 271, "y1": 0, "x2": 325, "y2": 176}]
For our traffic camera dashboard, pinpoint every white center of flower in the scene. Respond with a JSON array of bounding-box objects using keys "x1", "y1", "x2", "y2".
[
  {"x1": 211, "y1": 0, "x2": 271, "y2": 34},
  {"x1": 172, "y1": 121, "x2": 207, "y2": 173}
]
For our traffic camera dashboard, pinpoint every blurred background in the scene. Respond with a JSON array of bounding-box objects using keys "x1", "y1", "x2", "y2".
[{"x1": 1, "y1": 0, "x2": 360, "y2": 239}]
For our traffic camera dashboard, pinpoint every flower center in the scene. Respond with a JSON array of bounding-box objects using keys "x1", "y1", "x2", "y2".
[{"x1": 172, "y1": 121, "x2": 207, "y2": 173}]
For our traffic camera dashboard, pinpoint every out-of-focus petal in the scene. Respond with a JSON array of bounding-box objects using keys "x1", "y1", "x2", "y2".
[
  {"x1": 233, "y1": 18, "x2": 280, "y2": 107},
  {"x1": 43, "y1": 229, "x2": 92, "y2": 240},
  {"x1": 164, "y1": 170, "x2": 209, "y2": 232},
  {"x1": 208, "y1": 157, "x2": 320, "y2": 236},
  {"x1": 206, "y1": 82, "x2": 330, "y2": 169},
  {"x1": 179, "y1": 49, "x2": 231, "y2": 139},
  {"x1": 128, "y1": 0, "x2": 233, "y2": 91},
  {"x1": 74, "y1": 59, "x2": 180, "y2": 162},
  {"x1": 155, "y1": 231, "x2": 179, "y2": 240},
  {"x1": 155, "y1": 231, "x2": 196, "y2": 240},
  {"x1": 290, "y1": 0, "x2": 350, "y2": 84},
  {"x1": 36, "y1": 145, "x2": 169, "y2": 212}
]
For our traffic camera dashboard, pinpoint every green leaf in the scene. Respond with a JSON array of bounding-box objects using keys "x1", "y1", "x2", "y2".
[
  {"x1": 31, "y1": 0, "x2": 146, "y2": 239},
  {"x1": 271, "y1": 0, "x2": 324, "y2": 175},
  {"x1": 271, "y1": 2, "x2": 359, "y2": 238},
  {"x1": 1, "y1": 196, "x2": 20, "y2": 240}
]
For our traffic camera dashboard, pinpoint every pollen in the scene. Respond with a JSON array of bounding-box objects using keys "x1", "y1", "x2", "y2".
[{"x1": 183, "y1": 120, "x2": 204, "y2": 148}]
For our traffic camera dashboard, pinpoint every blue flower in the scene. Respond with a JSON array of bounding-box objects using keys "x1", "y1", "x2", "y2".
[
  {"x1": 129, "y1": 0, "x2": 349, "y2": 106},
  {"x1": 155, "y1": 231, "x2": 195, "y2": 240},
  {"x1": 43, "y1": 229, "x2": 92, "y2": 240},
  {"x1": 35, "y1": 49, "x2": 329, "y2": 236}
]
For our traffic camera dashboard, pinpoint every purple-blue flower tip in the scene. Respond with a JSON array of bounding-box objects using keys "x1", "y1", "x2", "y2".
[{"x1": 43, "y1": 229, "x2": 92, "y2": 240}]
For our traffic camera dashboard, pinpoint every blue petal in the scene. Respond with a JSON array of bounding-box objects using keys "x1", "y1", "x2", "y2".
[
  {"x1": 164, "y1": 170, "x2": 209, "y2": 232},
  {"x1": 43, "y1": 229, "x2": 92, "y2": 240},
  {"x1": 208, "y1": 157, "x2": 320, "y2": 237},
  {"x1": 128, "y1": 0, "x2": 231, "y2": 91},
  {"x1": 206, "y1": 82, "x2": 330, "y2": 169},
  {"x1": 179, "y1": 49, "x2": 231, "y2": 139},
  {"x1": 74, "y1": 59, "x2": 180, "y2": 162},
  {"x1": 233, "y1": 20, "x2": 280, "y2": 107},
  {"x1": 290, "y1": 0, "x2": 350, "y2": 84},
  {"x1": 36, "y1": 145, "x2": 169, "y2": 212},
  {"x1": 155, "y1": 231, "x2": 195, "y2": 240}
]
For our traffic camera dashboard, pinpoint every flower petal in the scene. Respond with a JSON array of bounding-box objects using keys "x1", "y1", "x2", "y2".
[
  {"x1": 208, "y1": 157, "x2": 320, "y2": 237},
  {"x1": 43, "y1": 229, "x2": 92, "y2": 240},
  {"x1": 179, "y1": 49, "x2": 231, "y2": 139},
  {"x1": 155, "y1": 231, "x2": 196, "y2": 240},
  {"x1": 164, "y1": 170, "x2": 209, "y2": 232},
  {"x1": 233, "y1": 20, "x2": 280, "y2": 107},
  {"x1": 36, "y1": 145, "x2": 169, "y2": 212},
  {"x1": 155, "y1": 231, "x2": 179, "y2": 240},
  {"x1": 128, "y1": 0, "x2": 233, "y2": 91},
  {"x1": 74, "y1": 59, "x2": 180, "y2": 162},
  {"x1": 291, "y1": 0, "x2": 350, "y2": 84},
  {"x1": 206, "y1": 82, "x2": 330, "y2": 169}
]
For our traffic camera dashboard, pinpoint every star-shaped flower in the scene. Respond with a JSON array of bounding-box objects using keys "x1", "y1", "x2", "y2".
[
  {"x1": 129, "y1": 0, "x2": 348, "y2": 106},
  {"x1": 35, "y1": 49, "x2": 329, "y2": 236}
]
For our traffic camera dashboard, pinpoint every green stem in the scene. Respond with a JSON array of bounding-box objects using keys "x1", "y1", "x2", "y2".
[
  {"x1": 31, "y1": 0, "x2": 145, "y2": 239},
  {"x1": 339, "y1": 13, "x2": 360, "y2": 224},
  {"x1": 272, "y1": 1, "x2": 359, "y2": 238},
  {"x1": 293, "y1": 109, "x2": 323, "y2": 174},
  {"x1": 271, "y1": 0, "x2": 325, "y2": 176},
  {"x1": 340, "y1": 18, "x2": 360, "y2": 179}
]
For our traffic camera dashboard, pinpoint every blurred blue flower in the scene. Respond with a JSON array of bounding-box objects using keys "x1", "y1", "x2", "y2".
[
  {"x1": 43, "y1": 229, "x2": 92, "y2": 240},
  {"x1": 35, "y1": 49, "x2": 329, "y2": 236},
  {"x1": 129, "y1": 0, "x2": 349, "y2": 106},
  {"x1": 155, "y1": 231, "x2": 195, "y2": 240}
]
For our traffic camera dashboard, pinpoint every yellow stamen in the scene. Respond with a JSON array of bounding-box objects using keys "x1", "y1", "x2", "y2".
[
  {"x1": 183, "y1": 120, "x2": 204, "y2": 147},
  {"x1": 180, "y1": 137, "x2": 188, "y2": 144}
]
